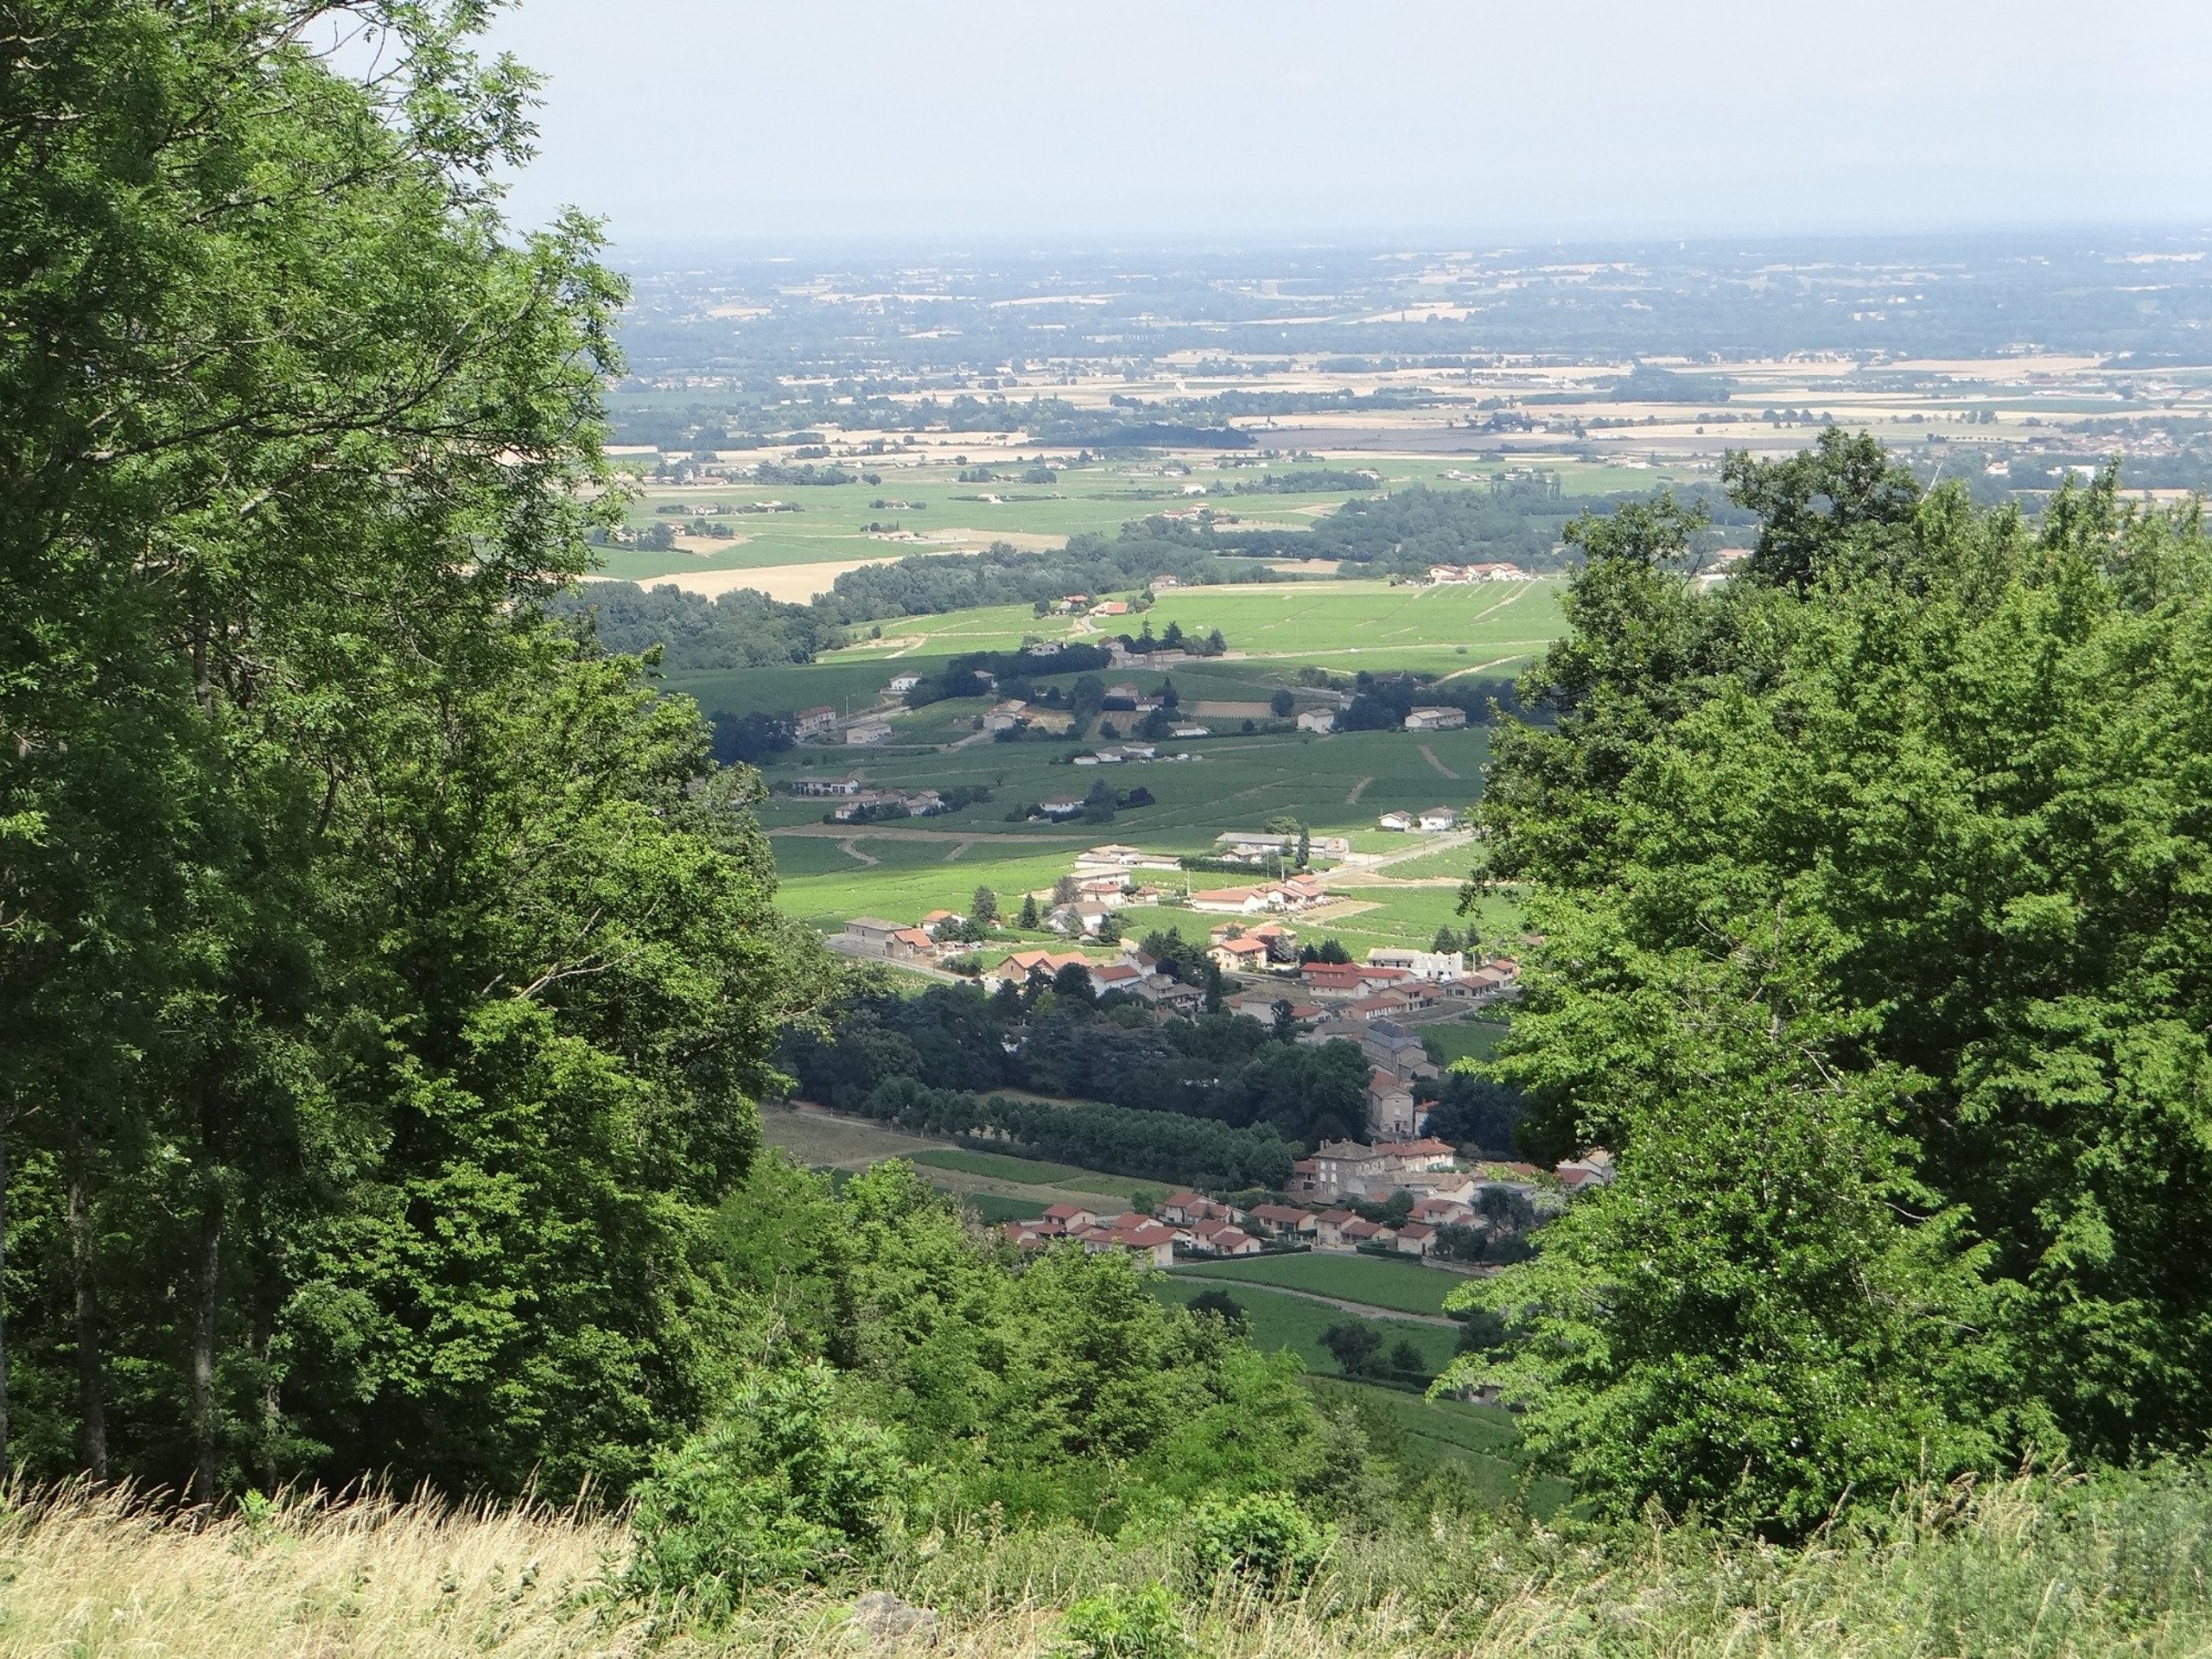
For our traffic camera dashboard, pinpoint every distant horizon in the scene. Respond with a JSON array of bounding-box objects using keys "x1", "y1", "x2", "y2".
[
  {"x1": 592, "y1": 221, "x2": 2212, "y2": 264},
  {"x1": 477, "y1": 0, "x2": 2212, "y2": 246}
]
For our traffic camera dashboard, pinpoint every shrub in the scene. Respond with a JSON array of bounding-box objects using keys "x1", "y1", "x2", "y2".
[
  {"x1": 1190, "y1": 1491, "x2": 1332, "y2": 1592},
  {"x1": 624, "y1": 1363, "x2": 912, "y2": 1618},
  {"x1": 1052, "y1": 1582, "x2": 1191, "y2": 1659}
]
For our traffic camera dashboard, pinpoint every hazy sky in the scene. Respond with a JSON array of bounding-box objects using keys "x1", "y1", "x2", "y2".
[{"x1": 479, "y1": 1, "x2": 2212, "y2": 249}]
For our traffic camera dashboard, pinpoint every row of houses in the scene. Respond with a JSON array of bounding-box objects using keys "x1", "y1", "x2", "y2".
[
  {"x1": 823, "y1": 787, "x2": 947, "y2": 822},
  {"x1": 1073, "y1": 843, "x2": 1184, "y2": 876},
  {"x1": 1005, "y1": 1147, "x2": 1612, "y2": 1265},
  {"x1": 1214, "y1": 830, "x2": 1353, "y2": 863},
  {"x1": 979, "y1": 947, "x2": 1207, "y2": 1012},
  {"x1": 1376, "y1": 805, "x2": 1460, "y2": 832},
  {"x1": 1425, "y1": 562, "x2": 1529, "y2": 584},
  {"x1": 1006, "y1": 1195, "x2": 1332, "y2": 1262},
  {"x1": 1071, "y1": 743, "x2": 1163, "y2": 765}
]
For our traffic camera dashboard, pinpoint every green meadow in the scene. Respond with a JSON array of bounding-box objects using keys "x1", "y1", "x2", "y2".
[
  {"x1": 1148, "y1": 1278, "x2": 1462, "y2": 1378},
  {"x1": 1166, "y1": 1251, "x2": 1465, "y2": 1316}
]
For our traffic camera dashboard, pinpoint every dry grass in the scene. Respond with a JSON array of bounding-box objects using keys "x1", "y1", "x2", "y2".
[
  {"x1": 4, "y1": 1473, "x2": 2211, "y2": 1657},
  {"x1": 0, "y1": 1483, "x2": 646, "y2": 1658}
]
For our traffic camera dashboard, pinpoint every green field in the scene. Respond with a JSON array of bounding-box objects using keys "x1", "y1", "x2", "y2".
[
  {"x1": 773, "y1": 845, "x2": 1087, "y2": 934},
  {"x1": 1150, "y1": 1278, "x2": 1462, "y2": 1377},
  {"x1": 659, "y1": 579, "x2": 1565, "y2": 728},
  {"x1": 1140, "y1": 579, "x2": 1564, "y2": 675},
  {"x1": 763, "y1": 724, "x2": 1490, "y2": 842},
  {"x1": 1371, "y1": 842, "x2": 1487, "y2": 881},
  {"x1": 911, "y1": 1147, "x2": 1136, "y2": 1192},
  {"x1": 1423, "y1": 1020, "x2": 1510, "y2": 1067},
  {"x1": 1167, "y1": 1251, "x2": 1464, "y2": 1316},
  {"x1": 957, "y1": 1192, "x2": 1048, "y2": 1223},
  {"x1": 1302, "y1": 1376, "x2": 1570, "y2": 1513},
  {"x1": 593, "y1": 459, "x2": 1376, "y2": 585}
]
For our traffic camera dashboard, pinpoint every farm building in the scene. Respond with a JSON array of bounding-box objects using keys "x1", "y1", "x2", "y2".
[{"x1": 1402, "y1": 707, "x2": 1467, "y2": 733}]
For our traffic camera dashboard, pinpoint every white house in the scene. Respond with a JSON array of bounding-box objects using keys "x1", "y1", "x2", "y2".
[
  {"x1": 1377, "y1": 810, "x2": 1415, "y2": 832},
  {"x1": 1368, "y1": 947, "x2": 1465, "y2": 982},
  {"x1": 887, "y1": 673, "x2": 922, "y2": 695},
  {"x1": 1187, "y1": 886, "x2": 1274, "y2": 916},
  {"x1": 1295, "y1": 709, "x2": 1337, "y2": 734},
  {"x1": 1403, "y1": 707, "x2": 1467, "y2": 734},
  {"x1": 1366, "y1": 1071, "x2": 1417, "y2": 1140},
  {"x1": 795, "y1": 704, "x2": 839, "y2": 737},
  {"x1": 1417, "y1": 805, "x2": 1460, "y2": 831}
]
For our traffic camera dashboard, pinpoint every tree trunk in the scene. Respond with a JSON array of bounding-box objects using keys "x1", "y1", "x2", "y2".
[
  {"x1": 251, "y1": 1287, "x2": 279, "y2": 1494},
  {"x1": 0, "y1": 1112, "x2": 10, "y2": 1473},
  {"x1": 67, "y1": 1152, "x2": 107, "y2": 1483},
  {"x1": 189, "y1": 1194, "x2": 223, "y2": 1503}
]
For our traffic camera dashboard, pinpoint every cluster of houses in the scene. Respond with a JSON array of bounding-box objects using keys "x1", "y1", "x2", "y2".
[
  {"x1": 978, "y1": 947, "x2": 1207, "y2": 1013},
  {"x1": 1003, "y1": 1148, "x2": 1612, "y2": 1265},
  {"x1": 1214, "y1": 830, "x2": 1353, "y2": 865},
  {"x1": 1376, "y1": 805, "x2": 1460, "y2": 832},
  {"x1": 1186, "y1": 870, "x2": 1331, "y2": 917},
  {"x1": 1225, "y1": 950, "x2": 1522, "y2": 1139},
  {"x1": 1425, "y1": 562, "x2": 1529, "y2": 585},
  {"x1": 822, "y1": 787, "x2": 947, "y2": 821},
  {"x1": 780, "y1": 776, "x2": 950, "y2": 819},
  {"x1": 1071, "y1": 742, "x2": 1201, "y2": 766}
]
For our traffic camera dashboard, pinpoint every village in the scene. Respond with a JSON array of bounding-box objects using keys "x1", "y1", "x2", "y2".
[
  {"x1": 817, "y1": 816, "x2": 1600, "y2": 1280},
  {"x1": 997, "y1": 1141, "x2": 1616, "y2": 1269}
]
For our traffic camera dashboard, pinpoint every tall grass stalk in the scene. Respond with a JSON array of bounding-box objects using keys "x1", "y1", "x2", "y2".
[{"x1": 2, "y1": 1471, "x2": 2210, "y2": 1656}]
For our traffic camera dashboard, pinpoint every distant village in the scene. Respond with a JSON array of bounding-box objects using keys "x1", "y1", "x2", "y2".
[{"x1": 1002, "y1": 1141, "x2": 1615, "y2": 1268}]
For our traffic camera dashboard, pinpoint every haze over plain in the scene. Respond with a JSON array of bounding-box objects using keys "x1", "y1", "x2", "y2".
[{"x1": 482, "y1": 0, "x2": 2212, "y2": 245}]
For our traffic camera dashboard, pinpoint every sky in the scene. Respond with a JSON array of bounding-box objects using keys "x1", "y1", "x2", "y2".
[{"x1": 476, "y1": 0, "x2": 2212, "y2": 251}]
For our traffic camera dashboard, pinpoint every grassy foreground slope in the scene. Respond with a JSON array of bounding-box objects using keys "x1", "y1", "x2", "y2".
[{"x1": 14, "y1": 1473, "x2": 2212, "y2": 1657}]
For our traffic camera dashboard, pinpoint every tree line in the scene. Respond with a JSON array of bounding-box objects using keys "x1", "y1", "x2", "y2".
[
  {"x1": 779, "y1": 975, "x2": 1375, "y2": 1153},
  {"x1": 845, "y1": 1080, "x2": 1297, "y2": 1191}
]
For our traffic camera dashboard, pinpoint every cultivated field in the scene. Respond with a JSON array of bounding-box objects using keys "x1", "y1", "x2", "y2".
[
  {"x1": 1149, "y1": 1277, "x2": 1461, "y2": 1376},
  {"x1": 757, "y1": 1105, "x2": 1149, "y2": 1209},
  {"x1": 1166, "y1": 1252, "x2": 1465, "y2": 1317}
]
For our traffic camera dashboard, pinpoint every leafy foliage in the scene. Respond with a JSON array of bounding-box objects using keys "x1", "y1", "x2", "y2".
[
  {"x1": 1191, "y1": 1490, "x2": 1334, "y2": 1592},
  {"x1": 0, "y1": 0, "x2": 828, "y2": 1498},
  {"x1": 1451, "y1": 433, "x2": 2212, "y2": 1530},
  {"x1": 1052, "y1": 1583, "x2": 1192, "y2": 1659},
  {"x1": 624, "y1": 1363, "x2": 912, "y2": 1615}
]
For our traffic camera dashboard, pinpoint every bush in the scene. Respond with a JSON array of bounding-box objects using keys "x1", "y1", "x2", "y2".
[
  {"x1": 1052, "y1": 1582, "x2": 1191, "y2": 1659},
  {"x1": 624, "y1": 1363, "x2": 912, "y2": 1618},
  {"x1": 1190, "y1": 1491, "x2": 1332, "y2": 1592}
]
